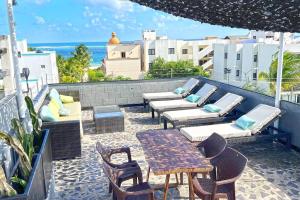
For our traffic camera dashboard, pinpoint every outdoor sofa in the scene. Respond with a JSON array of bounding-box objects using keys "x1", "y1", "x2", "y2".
[
  {"x1": 149, "y1": 83, "x2": 217, "y2": 122},
  {"x1": 142, "y1": 77, "x2": 200, "y2": 108},
  {"x1": 41, "y1": 90, "x2": 82, "y2": 160},
  {"x1": 180, "y1": 104, "x2": 291, "y2": 145},
  {"x1": 162, "y1": 93, "x2": 244, "y2": 129}
]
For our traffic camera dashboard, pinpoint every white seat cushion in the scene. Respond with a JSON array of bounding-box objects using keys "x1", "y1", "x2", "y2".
[
  {"x1": 150, "y1": 99, "x2": 197, "y2": 111},
  {"x1": 143, "y1": 92, "x2": 182, "y2": 100},
  {"x1": 180, "y1": 123, "x2": 251, "y2": 142},
  {"x1": 163, "y1": 108, "x2": 219, "y2": 121}
]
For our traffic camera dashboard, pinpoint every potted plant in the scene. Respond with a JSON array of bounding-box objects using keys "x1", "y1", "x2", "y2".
[{"x1": 0, "y1": 97, "x2": 52, "y2": 200}]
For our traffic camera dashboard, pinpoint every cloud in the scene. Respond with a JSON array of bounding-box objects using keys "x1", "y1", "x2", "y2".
[
  {"x1": 48, "y1": 24, "x2": 60, "y2": 31},
  {"x1": 85, "y1": 0, "x2": 134, "y2": 12},
  {"x1": 83, "y1": 6, "x2": 102, "y2": 18},
  {"x1": 116, "y1": 23, "x2": 125, "y2": 30},
  {"x1": 35, "y1": 16, "x2": 46, "y2": 25},
  {"x1": 66, "y1": 22, "x2": 73, "y2": 27}
]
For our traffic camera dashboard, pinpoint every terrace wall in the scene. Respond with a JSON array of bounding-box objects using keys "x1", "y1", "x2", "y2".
[{"x1": 49, "y1": 78, "x2": 187, "y2": 108}]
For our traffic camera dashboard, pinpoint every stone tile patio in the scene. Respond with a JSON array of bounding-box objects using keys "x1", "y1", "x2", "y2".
[{"x1": 52, "y1": 106, "x2": 300, "y2": 200}]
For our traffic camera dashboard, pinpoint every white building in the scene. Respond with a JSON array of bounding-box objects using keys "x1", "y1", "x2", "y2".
[
  {"x1": 0, "y1": 35, "x2": 58, "y2": 97},
  {"x1": 142, "y1": 30, "x2": 218, "y2": 72},
  {"x1": 212, "y1": 33, "x2": 300, "y2": 98}
]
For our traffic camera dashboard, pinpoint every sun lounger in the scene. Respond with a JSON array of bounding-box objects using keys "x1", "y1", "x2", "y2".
[
  {"x1": 149, "y1": 83, "x2": 217, "y2": 122},
  {"x1": 142, "y1": 78, "x2": 200, "y2": 108},
  {"x1": 180, "y1": 104, "x2": 287, "y2": 143},
  {"x1": 162, "y1": 93, "x2": 244, "y2": 129}
]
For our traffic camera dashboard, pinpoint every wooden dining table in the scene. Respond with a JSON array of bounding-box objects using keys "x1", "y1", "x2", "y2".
[{"x1": 137, "y1": 129, "x2": 213, "y2": 200}]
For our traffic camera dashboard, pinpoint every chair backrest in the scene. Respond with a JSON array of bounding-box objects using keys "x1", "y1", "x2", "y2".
[
  {"x1": 244, "y1": 104, "x2": 281, "y2": 134},
  {"x1": 96, "y1": 142, "x2": 113, "y2": 166},
  {"x1": 197, "y1": 133, "x2": 227, "y2": 160},
  {"x1": 194, "y1": 83, "x2": 217, "y2": 106},
  {"x1": 211, "y1": 147, "x2": 247, "y2": 182},
  {"x1": 213, "y1": 93, "x2": 244, "y2": 116},
  {"x1": 182, "y1": 78, "x2": 200, "y2": 95}
]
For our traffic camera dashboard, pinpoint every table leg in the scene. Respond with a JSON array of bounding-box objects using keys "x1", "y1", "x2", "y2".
[
  {"x1": 187, "y1": 173, "x2": 195, "y2": 200},
  {"x1": 163, "y1": 174, "x2": 170, "y2": 200},
  {"x1": 146, "y1": 166, "x2": 150, "y2": 182},
  {"x1": 180, "y1": 172, "x2": 184, "y2": 185}
]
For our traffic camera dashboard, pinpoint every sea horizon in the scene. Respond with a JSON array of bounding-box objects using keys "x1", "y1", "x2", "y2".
[{"x1": 30, "y1": 41, "x2": 108, "y2": 67}]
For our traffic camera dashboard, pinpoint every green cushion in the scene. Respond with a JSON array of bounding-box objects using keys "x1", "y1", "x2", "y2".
[
  {"x1": 174, "y1": 87, "x2": 185, "y2": 94},
  {"x1": 40, "y1": 106, "x2": 57, "y2": 122},
  {"x1": 204, "y1": 104, "x2": 221, "y2": 113},
  {"x1": 185, "y1": 94, "x2": 201, "y2": 103},
  {"x1": 235, "y1": 115, "x2": 256, "y2": 130}
]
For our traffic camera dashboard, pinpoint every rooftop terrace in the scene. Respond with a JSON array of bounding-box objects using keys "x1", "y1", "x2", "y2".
[{"x1": 51, "y1": 106, "x2": 300, "y2": 200}]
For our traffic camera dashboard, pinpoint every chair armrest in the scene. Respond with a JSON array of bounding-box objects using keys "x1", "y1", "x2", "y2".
[
  {"x1": 216, "y1": 177, "x2": 237, "y2": 186},
  {"x1": 116, "y1": 166, "x2": 143, "y2": 184},
  {"x1": 109, "y1": 147, "x2": 132, "y2": 162}
]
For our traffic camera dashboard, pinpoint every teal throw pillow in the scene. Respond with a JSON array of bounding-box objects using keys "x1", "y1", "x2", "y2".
[
  {"x1": 235, "y1": 115, "x2": 256, "y2": 130},
  {"x1": 59, "y1": 108, "x2": 70, "y2": 116},
  {"x1": 204, "y1": 104, "x2": 221, "y2": 113},
  {"x1": 185, "y1": 94, "x2": 201, "y2": 103},
  {"x1": 40, "y1": 105, "x2": 57, "y2": 122},
  {"x1": 174, "y1": 87, "x2": 185, "y2": 94}
]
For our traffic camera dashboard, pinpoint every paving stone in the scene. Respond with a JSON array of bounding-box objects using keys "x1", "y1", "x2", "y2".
[{"x1": 50, "y1": 107, "x2": 300, "y2": 200}]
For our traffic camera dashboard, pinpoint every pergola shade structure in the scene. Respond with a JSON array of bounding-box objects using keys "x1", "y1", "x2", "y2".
[{"x1": 130, "y1": 0, "x2": 300, "y2": 32}]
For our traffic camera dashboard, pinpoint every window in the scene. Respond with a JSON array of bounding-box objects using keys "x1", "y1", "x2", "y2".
[
  {"x1": 237, "y1": 53, "x2": 241, "y2": 60},
  {"x1": 148, "y1": 49, "x2": 155, "y2": 55},
  {"x1": 182, "y1": 49, "x2": 188, "y2": 54},
  {"x1": 168, "y1": 48, "x2": 175, "y2": 54},
  {"x1": 224, "y1": 52, "x2": 228, "y2": 59},
  {"x1": 236, "y1": 70, "x2": 240, "y2": 77},
  {"x1": 297, "y1": 94, "x2": 300, "y2": 103},
  {"x1": 198, "y1": 60, "x2": 206, "y2": 66},
  {"x1": 253, "y1": 36, "x2": 256, "y2": 39},
  {"x1": 149, "y1": 63, "x2": 153, "y2": 69},
  {"x1": 253, "y1": 72, "x2": 257, "y2": 80},
  {"x1": 121, "y1": 52, "x2": 126, "y2": 58},
  {"x1": 266, "y1": 36, "x2": 273, "y2": 39},
  {"x1": 254, "y1": 55, "x2": 258, "y2": 62},
  {"x1": 41, "y1": 65, "x2": 46, "y2": 69}
]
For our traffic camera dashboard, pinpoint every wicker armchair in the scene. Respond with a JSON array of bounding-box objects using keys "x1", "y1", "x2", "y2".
[
  {"x1": 192, "y1": 147, "x2": 248, "y2": 200},
  {"x1": 102, "y1": 161, "x2": 155, "y2": 200},
  {"x1": 96, "y1": 142, "x2": 143, "y2": 193}
]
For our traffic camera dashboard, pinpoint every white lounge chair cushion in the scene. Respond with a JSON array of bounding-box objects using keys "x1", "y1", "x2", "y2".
[
  {"x1": 142, "y1": 78, "x2": 200, "y2": 100},
  {"x1": 142, "y1": 92, "x2": 182, "y2": 100},
  {"x1": 214, "y1": 93, "x2": 243, "y2": 116},
  {"x1": 180, "y1": 123, "x2": 251, "y2": 142},
  {"x1": 150, "y1": 99, "x2": 197, "y2": 111},
  {"x1": 194, "y1": 84, "x2": 217, "y2": 106},
  {"x1": 245, "y1": 104, "x2": 281, "y2": 134},
  {"x1": 163, "y1": 108, "x2": 219, "y2": 121}
]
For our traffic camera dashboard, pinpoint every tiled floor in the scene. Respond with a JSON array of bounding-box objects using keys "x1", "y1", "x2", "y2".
[{"x1": 52, "y1": 106, "x2": 300, "y2": 200}]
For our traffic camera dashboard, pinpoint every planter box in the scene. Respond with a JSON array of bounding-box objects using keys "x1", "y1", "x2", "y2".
[{"x1": 2, "y1": 129, "x2": 53, "y2": 200}]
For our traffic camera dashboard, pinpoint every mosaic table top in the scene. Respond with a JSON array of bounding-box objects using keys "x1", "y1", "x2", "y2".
[{"x1": 137, "y1": 129, "x2": 213, "y2": 175}]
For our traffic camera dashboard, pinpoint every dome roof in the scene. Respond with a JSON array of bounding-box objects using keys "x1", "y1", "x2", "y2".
[{"x1": 108, "y1": 32, "x2": 120, "y2": 45}]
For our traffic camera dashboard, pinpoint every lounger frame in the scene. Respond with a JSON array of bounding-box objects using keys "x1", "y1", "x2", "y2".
[
  {"x1": 143, "y1": 81, "x2": 200, "y2": 109},
  {"x1": 151, "y1": 96, "x2": 215, "y2": 123},
  {"x1": 162, "y1": 100, "x2": 244, "y2": 129},
  {"x1": 189, "y1": 110, "x2": 291, "y2": 148}
]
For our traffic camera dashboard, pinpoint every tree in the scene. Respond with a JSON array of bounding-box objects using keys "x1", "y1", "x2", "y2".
[
  {"x1": 259, "y1": 52, "x2": 300, "y2": 95},
  {"x1": 146, "y1": 57, "x2": 210, "y2": 79},
  {"x1": 56, "y1": 44, "x2": 91, "y2": 83}
]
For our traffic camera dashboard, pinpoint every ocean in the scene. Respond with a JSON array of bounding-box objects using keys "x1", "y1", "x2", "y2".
[{"x1": 30, "y1": 42, "x2": 107, "y2": 68}]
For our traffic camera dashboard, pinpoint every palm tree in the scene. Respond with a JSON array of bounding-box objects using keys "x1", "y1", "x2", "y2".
[{"x1": 259, "y1": 52, "x2": 300, "y2": 95}]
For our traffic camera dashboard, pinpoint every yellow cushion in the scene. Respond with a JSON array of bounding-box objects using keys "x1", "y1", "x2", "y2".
[
  {"x1": 63, "y1": 102, "x2": 82, "y2": 116},
  {"x1": 48, "y1": 100, "x2": 60, "y2": 119},
  {"x1": 60, "y1": 95, "x2": 74, "y2": 103}
]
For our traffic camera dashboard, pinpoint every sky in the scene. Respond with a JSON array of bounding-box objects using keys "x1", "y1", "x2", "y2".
[{"x1": 0, "y1": 0, "x2": 251, "y2": 43}]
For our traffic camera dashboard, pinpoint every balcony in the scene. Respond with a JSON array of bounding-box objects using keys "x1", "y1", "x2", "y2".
[{"x1": 0, "y1": 77, "x2": 300, "y2": 200}]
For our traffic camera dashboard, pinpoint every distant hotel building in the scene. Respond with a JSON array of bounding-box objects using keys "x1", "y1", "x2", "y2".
[
  {"x1": 142, "y1": 30, "x2": 217, "y2": 72},
  {"x1": 103, "y1": 32, "x2": 143, "y2": 79}
]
